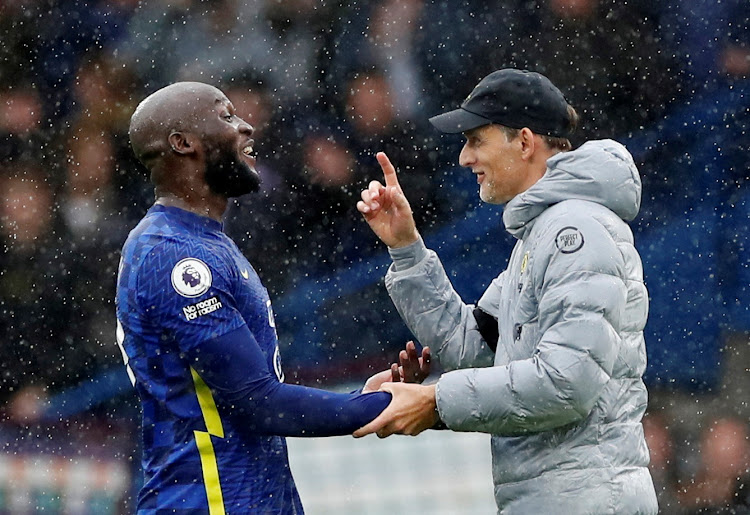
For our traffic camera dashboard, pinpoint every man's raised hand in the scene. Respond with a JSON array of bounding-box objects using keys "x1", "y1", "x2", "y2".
[{"x1": 357, "y1": 152, "x2": 420, "y2": 248}]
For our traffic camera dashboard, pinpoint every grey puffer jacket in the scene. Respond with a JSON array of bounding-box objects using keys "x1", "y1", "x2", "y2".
[{"x1": 385, "y1": 140, "x2": 657, "y2": 514}]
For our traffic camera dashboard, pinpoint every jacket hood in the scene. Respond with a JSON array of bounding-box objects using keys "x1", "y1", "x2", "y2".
[{"x1": 503, "y1": 139, "x2": 642, "y2": 238}]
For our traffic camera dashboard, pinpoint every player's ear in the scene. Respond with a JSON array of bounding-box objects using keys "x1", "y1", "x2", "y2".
[{"x1": 168, "y1": 131, "x2": 196, "y2": 155}]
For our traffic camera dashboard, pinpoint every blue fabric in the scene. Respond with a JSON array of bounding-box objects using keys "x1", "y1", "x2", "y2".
[
  {"x1": 115, "y1": 205, "x2": 388, "y2": 514},
  {"x1": 194, "y1": 325, "x2": 390, "y2": 437}
]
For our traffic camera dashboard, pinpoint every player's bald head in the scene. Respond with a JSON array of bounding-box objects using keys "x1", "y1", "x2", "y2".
[{"x1": 128, "y1": 82, "x2": 226, "y2": 170}]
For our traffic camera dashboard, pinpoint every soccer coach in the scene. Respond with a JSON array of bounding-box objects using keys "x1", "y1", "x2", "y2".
[{"x1": 355, "y1": 69, "x2": 658, "y2": 514}]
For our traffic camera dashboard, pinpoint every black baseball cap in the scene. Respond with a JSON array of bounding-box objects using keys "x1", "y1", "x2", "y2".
[{"x1": 429, "y1": 69, "x2": 573, "y2": 137}]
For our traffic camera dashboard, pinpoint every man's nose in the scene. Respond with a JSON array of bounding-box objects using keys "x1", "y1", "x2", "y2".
[
  {"x1": 239, "y1": 119, "x2": 254, "y2": 135},
  {"x1": 459, "y1": 144, "x2": 473, "y2": 167}
]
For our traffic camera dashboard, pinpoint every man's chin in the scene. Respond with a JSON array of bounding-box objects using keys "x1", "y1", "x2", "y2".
[
  {"x1": 244, "y1": 168, "x2": 262, "y2": 194},
  {"x1": 227, "y1": 176, "x2": 261, "y2": 198},
  {"x1": 206, "y1": 161, "x2": 262, "y2": 198},
  {"x1": 479, "y1": 192, "x2": 505, "y2": 205},
  {"x1": 249, "y1": 167, "x2": 262, "y2": 185}
]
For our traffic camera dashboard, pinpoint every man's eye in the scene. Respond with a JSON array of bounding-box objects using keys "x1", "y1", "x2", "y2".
[{"x1": 224, "y1": 114, "x2": 233, "y2": 120}]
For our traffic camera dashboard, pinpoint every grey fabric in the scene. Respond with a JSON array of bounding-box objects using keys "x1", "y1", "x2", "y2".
[
  {"x1": 388, "y1": 236, "x2": 429, "y2": 272},
  {"x1": 385, "y1": 140, "x2": 657, "y2": 514}
]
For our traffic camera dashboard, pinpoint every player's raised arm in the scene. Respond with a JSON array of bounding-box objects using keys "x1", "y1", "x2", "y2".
[{"x1": 357, "y1": 152, "x2": 420, "y2": 248}]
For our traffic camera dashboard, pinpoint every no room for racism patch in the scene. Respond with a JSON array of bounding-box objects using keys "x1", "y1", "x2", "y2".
[{"x1": 182, "y1": 296, "x2": 224, "y2": 321}]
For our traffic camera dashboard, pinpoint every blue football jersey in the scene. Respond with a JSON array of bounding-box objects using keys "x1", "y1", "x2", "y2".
[{"x1": 116, "y1": 205, "x2": 302, "y2": 514}]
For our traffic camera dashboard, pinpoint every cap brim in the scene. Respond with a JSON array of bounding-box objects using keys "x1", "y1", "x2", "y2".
[{"x1": 429, "y1": 108, "x2": 493, "y2": 134}]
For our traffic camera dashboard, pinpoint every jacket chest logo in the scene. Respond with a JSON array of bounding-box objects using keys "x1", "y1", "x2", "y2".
[{"x1": 518, "y1": 251, "x2": 530, "y2": 292}]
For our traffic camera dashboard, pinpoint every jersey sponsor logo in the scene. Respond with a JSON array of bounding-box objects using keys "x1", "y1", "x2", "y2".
[
  {"x1": 266, "y1": 299, "x2": 276, "y2": 329},
  {"x1": 273, "y1": 345, "x2": 285, "y2": 382},
  {"x1": 183, "y1": 296, "x2": 224, "y2": 321},
  {"x1": 555, "y1": 226, "x2": 584, "y2": 254},
  {"x1": 171, "y1": 258, "x2": 212, "y2": 297},
  {"x1": 115, "y1": 319, "x2": 136, "y2": 386}
]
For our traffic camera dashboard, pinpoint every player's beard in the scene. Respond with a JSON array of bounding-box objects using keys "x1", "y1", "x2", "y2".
[{"x1": 204, "y1": 145, "x2": 261, "y2": 198}]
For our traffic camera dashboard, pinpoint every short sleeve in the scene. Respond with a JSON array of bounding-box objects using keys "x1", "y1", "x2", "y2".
[{"x1": 135, "y1": 238, "x2": 245, "y2": 353}]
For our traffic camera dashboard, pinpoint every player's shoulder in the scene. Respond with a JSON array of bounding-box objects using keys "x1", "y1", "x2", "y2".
[
  {"x1": 127, "y1": 207, "x2": 191, "y2": 244},
  {"x1": 124, "y1": 215, "x2": 223, "y2": 275},
  {"x1": 123, "y1": 219, "x2": 182, "y2": 269},
  {"x1": 136, "y1": 234, "x2": 227, "y2": 275},
  {"x1": 128, "y1": 237, "x2": 232, "y2": 308}
]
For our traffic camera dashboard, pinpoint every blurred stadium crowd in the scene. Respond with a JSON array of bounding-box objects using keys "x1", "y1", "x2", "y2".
[{"x1": 0, "y1": 0, "x2": 749, "y2": 512}]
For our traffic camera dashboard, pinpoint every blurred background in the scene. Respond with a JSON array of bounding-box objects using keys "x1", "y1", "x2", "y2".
[{"x1": 0, "y1": 0, "x2": 748, "y2": 513}]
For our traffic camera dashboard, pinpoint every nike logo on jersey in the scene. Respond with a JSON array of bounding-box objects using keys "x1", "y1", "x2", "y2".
[{"x1": 241, "y1": 269, "x2": 249, "y2": 279}]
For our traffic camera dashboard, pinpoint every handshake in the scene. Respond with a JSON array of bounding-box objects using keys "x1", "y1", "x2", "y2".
[{"x1": 356, "y1": 341, "x2": 440, "y2": 439}]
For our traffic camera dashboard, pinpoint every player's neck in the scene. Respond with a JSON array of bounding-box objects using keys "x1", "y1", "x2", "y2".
[{"x1": 154, "y1": 194, "x2": 227, "y2": 222}]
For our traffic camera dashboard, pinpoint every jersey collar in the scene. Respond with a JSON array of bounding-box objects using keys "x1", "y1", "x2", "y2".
[{"x1": 149, "y1": 204, "x2": 224, "y2": 233}]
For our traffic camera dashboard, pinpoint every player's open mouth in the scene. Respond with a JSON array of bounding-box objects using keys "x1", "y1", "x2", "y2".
[{"x1": 242, "y1": 145, "x2": 254, "y2": 156}]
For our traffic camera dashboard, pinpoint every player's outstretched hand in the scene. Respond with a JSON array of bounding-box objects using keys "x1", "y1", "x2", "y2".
[
  {"x1": 361, "y1": 341, "x2": 431, "y2": 393},
  {"x1": 362, "y1": 366, "x2": 400, "y2": 394},
  {"x1": 356, "y1": 152, "x2": 420, "y2": 248},
  {"x1": 353, "y1": 383, "x2": 438, "y2": 438},
  {"x1": 362, "y1": 341, "x2": 430, "y2": 393}
]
